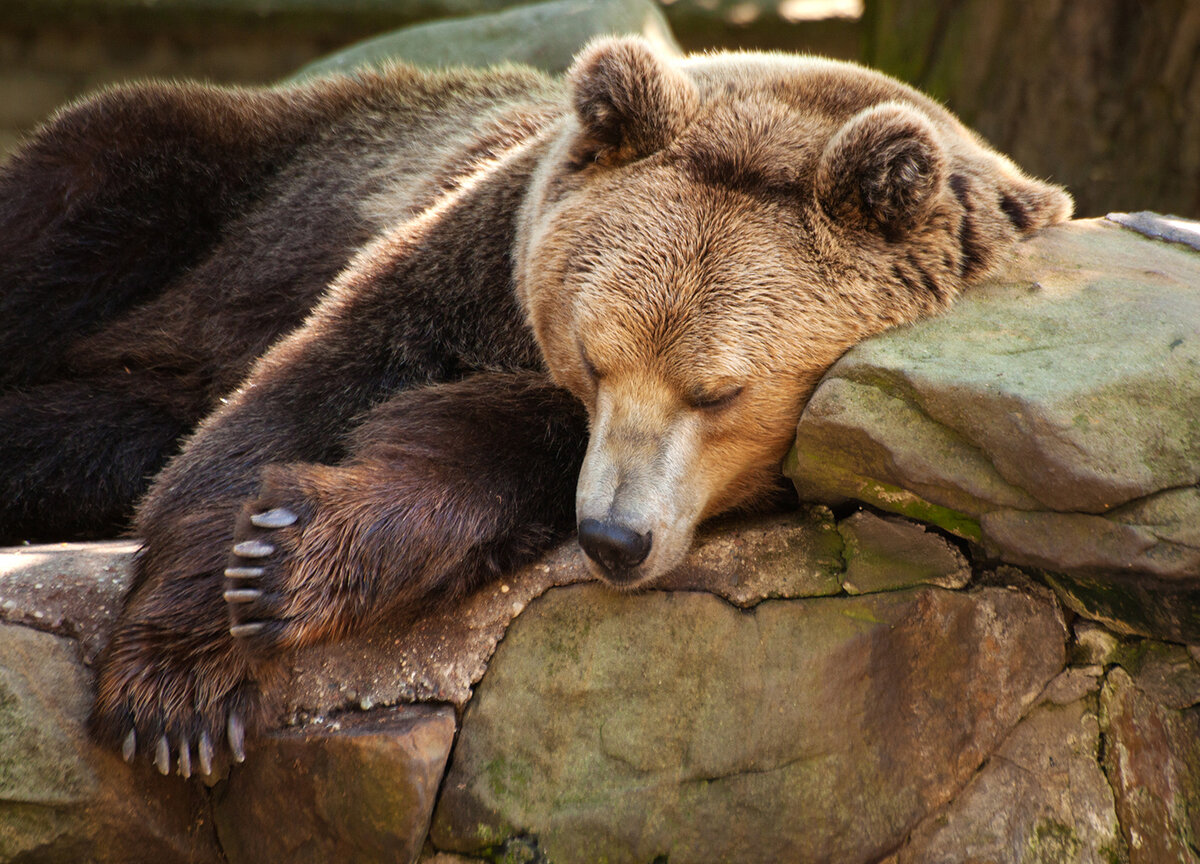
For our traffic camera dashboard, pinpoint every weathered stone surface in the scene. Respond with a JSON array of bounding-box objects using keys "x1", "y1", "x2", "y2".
[
  {"x1": 1108, "y1": 212, "x2": 1200, "y2": 252},
  {"x1": 214, "y1": 704, "x2": 455, "y2": 864},
  {"x1": 654, "y1": 507, "x2": 843, "y2": 604},
  {"x1": 0, "y1": 540, "x2": 134, "y2": 661},
  {"x1": 837, "y1": 509, "x2": 969, "y2": 594},
  {"x1": 1111, "y1": 641, "x2": 1200, "y2": 712},
  {"x1": 290, "y1": 0, "x2": 679, "y2": 80},
  {"x1": 1041, "y1": 665, "x2": 1105, "y2": 707},
  {"x1": 0, "y1": 622, "x2": 220, "y2": 864},
  {"x1": 281, "y1": 510, "x2": 844, "y2": 719},
  {"x1": 890, "y1": 687, "x2": 1125, "y2": 864},
  {"x1": 1072, "y1": 619, "x2": 1122, "y2": 667},
  {"x1": 430, "y1": 583, "x2": 1067, "y2": 863},
  {"x1": 787, "y1": 218, "x2": 1200, "y2": 639},
  {"x1": 1101, "y1": 666, "x2": 1200, "y2": 863},
  {"x1": 0, "y1": 508, "x2": 845, "y2": 729},
  {"x1": 420, "y1": 853, "x2": 479, "y2": 864},
  {"x1": 1043, "y1": 569, "x2": 1200, "y2": 644}
]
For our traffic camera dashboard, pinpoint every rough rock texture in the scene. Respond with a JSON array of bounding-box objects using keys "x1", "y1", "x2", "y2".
[
  {"x1": 0, "y1": 622, "x2": 220, "y2": 864},
  {"x1": 290, "y1": 0, "x2": 680, "y2": 80},
  {"x1": 787, "y1": 216, "x2": 1200, "y2": 641},
  {"x1": 4, "y1": 516, "x2": 1200, "y2": 862},
  {"x1": 887, "y1": 670, "x2": 1126, "y2": 863},
  {"x1": 1109, "y1": 211, "x2": 1200, "y2": 251},
  {"x1": 280, "y1": 508, "x2": 843, "y2": 719},
  {"x1": 0, "y1": 541, "x2": 137, "y2": 662},
  {"x1": 837, "y1": 510, "x2": 969, "y2": 594},
  {"x1": 1101, "y1": 667, "x2": 1200, "y2": 863},
  {"x1": 213, "y1": 705, "x2": 456, "y2": 864},
  {"x1": 429, "y1": 583, "x2": 1067, "y2": 863}
]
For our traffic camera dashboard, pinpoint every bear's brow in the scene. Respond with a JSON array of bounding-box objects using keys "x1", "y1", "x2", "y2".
[
  {"x1": 672, "y1": 140, "x2": 811, "y2": 196},
  {"x1": 670, "y1": 103, "x2": 824, "y2": 194}
]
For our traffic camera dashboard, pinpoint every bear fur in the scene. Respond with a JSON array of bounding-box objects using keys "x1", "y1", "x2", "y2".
[{"x1": 0, "y1": 38, "x2": 1070, "y2": 774}]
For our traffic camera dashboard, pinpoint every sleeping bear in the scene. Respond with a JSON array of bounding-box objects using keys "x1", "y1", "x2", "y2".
[{"x1": 0, "y1": 37, "x2": 1071, "y2": 775}]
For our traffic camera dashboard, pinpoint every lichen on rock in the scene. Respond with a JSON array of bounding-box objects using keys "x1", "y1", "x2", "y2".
[{"x1": 788, "y1": 216, "x2": 1200, "y2": 641}]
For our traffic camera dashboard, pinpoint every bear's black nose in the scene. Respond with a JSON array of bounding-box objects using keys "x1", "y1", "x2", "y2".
[{"x1": 577, "y1": 518, "x2": 652, "y2": 582}]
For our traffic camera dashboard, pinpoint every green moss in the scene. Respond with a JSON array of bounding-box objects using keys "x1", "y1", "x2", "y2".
[
  {"x1": 1110, "y1": 639, "x2": 1183, "y2": 676},
  {"x1": 753, "y1": 507, "x2": 846, "y2": 596},
  {"x1": 1098, "y1": 836, "x2": 1131, "y2": 864},
  {"x1": 785, "y1": 442, "x2": 982, "y2": 542},
  {"x1": 855, "y1": 480, "x2": 982, "y2": 542},
  {"x1": 838, "y1": 604, "x2": 888, "y2": 626},
  {"x1": 484, "y1": 755, "x2": 533, "y2": 801},
  {"x1": 1022, "y1": 817, "x2": 1081, "y2": 863},
  {"x1": 1043, "y1": 571, "x2": 1200, "y2": 643}
]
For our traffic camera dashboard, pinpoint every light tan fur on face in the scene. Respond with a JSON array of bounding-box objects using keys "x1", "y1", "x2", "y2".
[{"x1": 516, "y1": 37, "x2": 1072, "y2": 586}]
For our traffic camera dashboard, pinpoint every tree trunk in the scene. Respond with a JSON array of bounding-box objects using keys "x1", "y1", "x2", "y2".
[{"x1": 865, "y1": 0, "x2": 1200, "y2": 219}]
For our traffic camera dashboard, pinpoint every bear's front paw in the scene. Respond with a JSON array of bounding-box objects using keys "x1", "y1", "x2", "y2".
[{"x1": 91, "y1": 636, "x2": 261, "y2": 778}]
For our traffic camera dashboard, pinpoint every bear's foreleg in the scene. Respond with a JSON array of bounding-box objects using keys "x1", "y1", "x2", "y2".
[
  {"x1": 92, "y1": 134, "x2": 548, "y2": 773},
  {"x1": 222, "y1": 372, "x2": 588, "y2": 660},
  {"x1": 92, "y1": 372, "x2": 585, "y2": 775}
]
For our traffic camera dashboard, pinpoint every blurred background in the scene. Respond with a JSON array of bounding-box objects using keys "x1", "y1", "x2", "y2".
[{"x1": 1, "y1": 0, "x2": 1197, "y2": 218}]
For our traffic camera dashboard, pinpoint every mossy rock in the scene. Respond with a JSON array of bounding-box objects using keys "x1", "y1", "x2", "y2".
[{"x1": 787, "y1": 216, "x2": 1200, "y2": 641}]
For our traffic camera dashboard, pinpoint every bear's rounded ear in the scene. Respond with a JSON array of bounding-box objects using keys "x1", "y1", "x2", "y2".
[
  {"x1": 567, "y1": 36, "x2": 698, "y2": 166},
  {"x1": 816, "y1": 103, "x2": 946, "y2": 238}
]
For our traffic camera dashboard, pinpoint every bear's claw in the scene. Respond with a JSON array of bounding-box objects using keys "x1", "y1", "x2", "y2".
[
  {"x1": 122, "y1": 728, "x2": 137, "y2": 762},
  {"x1": 228, "y1": 712, "x2": 247, "y2": 763},
  {"x1": 155, "y1": 734, "x2": 170, "y2": 775},
  {"x1": 198, "y1": 731, "x2": 214, "y2": 775},
  {"x1": 230, "y1": 621, "x2": 267, "y2": 638},
  {"x1": 232, "y1": 539, "x2": 275, "y2": 558},
  {"x1": 120, "y1": 709, "x2": 246, "y2": 777},
  {"x1": 224, "y1": 493, "x2": 314, "y2": 658},
  {"x1": 249, "y1": 507, "x2": 298, "y2": 529},
  {"x1": 178, "y1": 736, "x2": 192, "y2": 778}
]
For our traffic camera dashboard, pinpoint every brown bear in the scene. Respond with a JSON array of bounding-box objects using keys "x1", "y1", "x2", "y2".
[{"x1": 0, "y1": 37, "x2": 1070, "y2": 776}]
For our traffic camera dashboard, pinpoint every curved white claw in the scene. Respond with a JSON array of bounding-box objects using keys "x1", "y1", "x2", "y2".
[
  {"x1": 198, "y1": 731, "x2": 214, "y2": 776},
  {"x1": 178, "y1": 737, "x2": 192, "y2": 779},
  {"x1": 154, "y1": 735, "x2": 171, "y2": 775},
  {"x1": 224, "y1": 589, "x2": 262, "y2": 603},
  {"x1": 250, "y1": 507, "x2": 298, "y2": 529},
  {"x1": 224, "y1": 566, "x2": 264, "y2": 579},
  {"x1": 232, "y1": 540, "x2": 275, "y2": 559},
  {"x1": 227, "y1": 712, "x2": 246, "y2": 764},
  {"x1": 230, "y1": 622, "x2": 266, "y2": 639},
  {"x1": 122, "y1": 729, "x2": 137, "y2": 763}
]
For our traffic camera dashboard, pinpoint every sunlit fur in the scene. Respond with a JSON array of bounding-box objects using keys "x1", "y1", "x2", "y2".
[
  {"x1": 517, "y1": 39, "x2": 1072, "y2": 583},
  {"x1": 0, "y1": 36, "x2": 1070, "y2": 770}
]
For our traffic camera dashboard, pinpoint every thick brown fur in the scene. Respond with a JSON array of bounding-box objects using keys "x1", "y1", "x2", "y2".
[{"x1": 0, "y1": 38, "x2": 1070, "y2": 774}]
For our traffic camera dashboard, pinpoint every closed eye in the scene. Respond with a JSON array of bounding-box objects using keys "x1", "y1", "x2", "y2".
[
  {"x1": 580, "y1": 344, "x2": 602, "y2": 382},
  {"x1": 688, "y1": 385, "x2": 745, "y2": 412}
]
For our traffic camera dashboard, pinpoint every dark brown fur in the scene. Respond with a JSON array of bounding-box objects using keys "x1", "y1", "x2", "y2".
[{"x1": 0, "y1": 38, "x2": 1070, "y2": 774}]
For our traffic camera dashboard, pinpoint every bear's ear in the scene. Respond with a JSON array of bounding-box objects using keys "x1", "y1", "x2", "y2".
[
  {"x1": 567, "y1": 36, "x2": 698, "y2": 166},
  {"x1": 816, "y1": 103, "x2": 946, "y2": 238}
]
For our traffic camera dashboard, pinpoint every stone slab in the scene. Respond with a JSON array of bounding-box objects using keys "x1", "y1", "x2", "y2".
[
  {"x1": 214, "y1": 704, "x2": 456, "y2": 864},
  {"x1": 430, "y1": 583, "x2": 1067, "y2": 863}
]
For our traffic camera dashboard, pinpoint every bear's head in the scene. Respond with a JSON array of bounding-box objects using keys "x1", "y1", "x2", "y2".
[{"x1": 515, "y1": 37, "x2": 1071, "y2": 587}]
